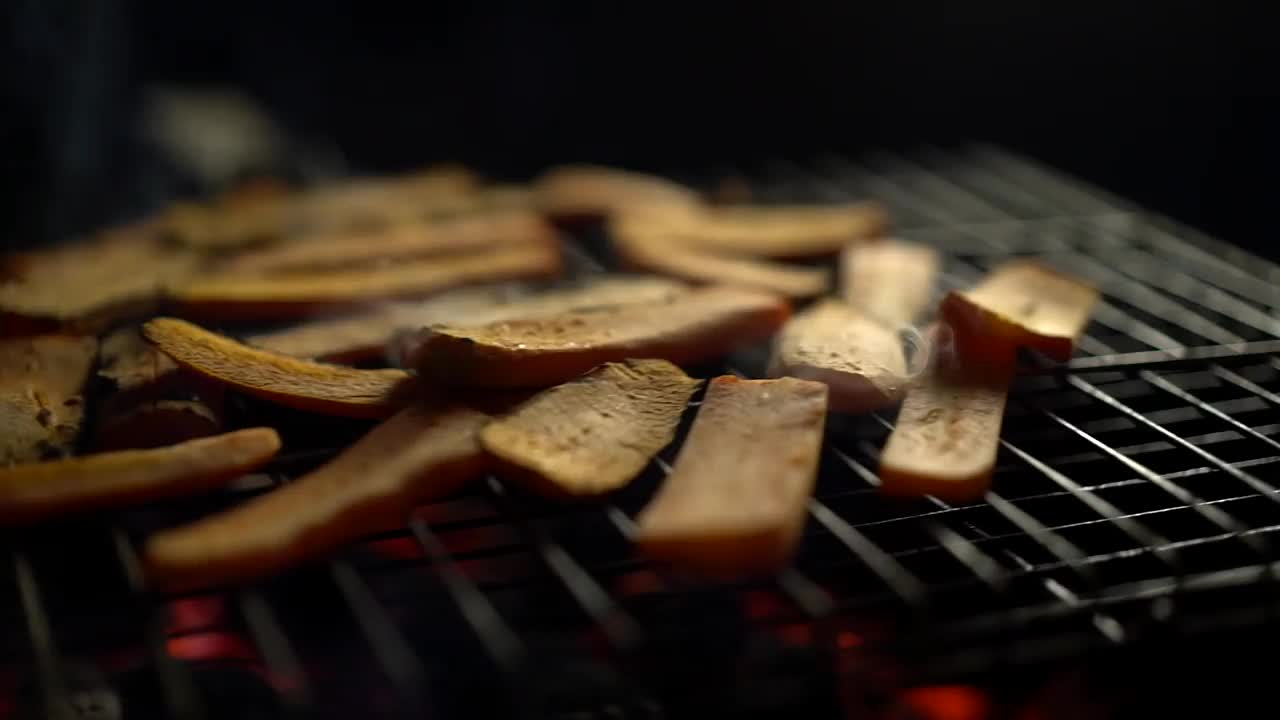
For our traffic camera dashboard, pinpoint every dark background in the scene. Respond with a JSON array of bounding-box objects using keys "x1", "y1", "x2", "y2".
[{"x1": 2, "y1": 1, "x2": 1274, "y2": 255}]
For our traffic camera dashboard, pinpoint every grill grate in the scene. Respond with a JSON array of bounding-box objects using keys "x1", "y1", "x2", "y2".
[{"x1": 7, "y1": 145, "x2": 1280, "y2": 718}]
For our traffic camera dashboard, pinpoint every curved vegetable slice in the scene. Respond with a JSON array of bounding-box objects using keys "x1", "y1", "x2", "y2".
[
  {"x1": 143, "y1": 317, "x2": 412, "y2": 418},
  {"x1": 172, "y1": 242, "x2": 562, "y2": 320},
  {"x1": 535, "y1": 165, "x2": 703, "y2": 220},
  {"x1": 221, "y1": 210, "x2": 556, "y2": 275},
  {"x1": 1, "y1": 230, "x2": 201, "y2": 331},
  {"x1": 482, "y1": 359, "x2": 701, "y2": 497},
  {"x1": 248, "y1": 276, "x2": 687, "y2": 363},
  {"x1": 1, "y1": 335, "x2": 98, "y2": 465},
  {"x1": 626, "y1": 202, "x2": 888, "y2": 259},
  {"x1": 768, "y1": 299, "x2": 908, "y2": 413},
  {"x1": 0, "y1": 428, "x2": 280, "y2": 526},
  {"x1": 413, "y1": 286, "x2": 790, "y2": 388},
  {"x1": 878, "y1": 333, "x2": 1013, "y2": 502},
  {"x1": 145, "y1": 405, "x2": 490, "y2": 591},
  {"x1": 941, "y1": 259, "x2": 1099, "y2": 362},
  {"x1": 841, "y1": 240, "x2": 940, "y2": 328},
  {"x1": 611, "y1": 222, "x2": 830, "y2": 298},
  {"x1": 635, "y1": 376, "x2": 828, "y2": 579}
]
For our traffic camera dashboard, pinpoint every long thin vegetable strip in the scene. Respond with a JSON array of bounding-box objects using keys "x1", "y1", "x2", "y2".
[
  {"x1": 635, "y1": 376, "x2": 827, "y2": 579},
  {"x1": 145, "y1": 406, "x2": 490, "y2": 591},
  {"x1": 0, "y1": 428, "x2": 281, "y2": 526}
]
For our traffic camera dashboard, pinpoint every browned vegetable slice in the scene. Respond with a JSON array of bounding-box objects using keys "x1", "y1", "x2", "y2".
[
  {"x1": 768, "y1": 299, "x2": 908, "y2": 413},
  {"x1": 1, "y1": 229, "x2": 201, "y2": 331},
  {"x1": 635, "y1": 376, "x2": 827, "y2": 578},
  {"x1": 482, "y1": 359, "x2": 701, "y2": 497},
  {"x1": 535, "y1": 164, "x2": 703, "y2": 220},
  {"x1": 172, "y1": 242, "x2": 563, "y2": 320},
  {"x1": 941, "y1": 259, "x2": 1100, "y2": 363},
  {"x1": 248, "y1": 276, "x2": 687, "y2": 362},
  {"x1": 878, "y1": 343, "x2": 1013, "y2": 503},
  {"x1": 1, "y1": 335, "x2": 98, "y2": 465},
  {"x1": 624, "y1": 202, "x2": 888, "y2": 259},
  {"x1": 145, "y1": 405, "x2": 490, "y2": 591},
  {"x1": 413, "y1": 285, "x2": 791, "y2": 388},
  {"x1": 220, "y1": 210, "x2": 556, "y2": 275},
  {"x1": 841, "y1": 240, "x2": 940, "y2": 327},
  {"x1": 143, "y1": 317, "x2": 413, "y2": 418},
  {"x1": 0, "y1": 428, "x2": 281, "y2": 526},
  {"x1": 611, "y1": 221, "x2": 830, "y2": 298},
  {"x1": 94, "y1": 327, "x2": 225, "y2": 451}
]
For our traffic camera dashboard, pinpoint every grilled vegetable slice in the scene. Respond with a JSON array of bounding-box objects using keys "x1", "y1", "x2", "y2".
[
  {"x1": 768, "y1": 299, "x2": 908, "y2": 413},
  {"x1": 248, "y1": 276, "x2": 687, "y2": 363},
  {"x1": 482, "y1": 359, "x2": 701, "y2": 497},
  {"x1": 841, "y1": 240, "x2": 940, "y2": 328},
  {"x1": 220, "y1": 210, "x2": 556, "y2": 275},
  {"x1": 145, "y1": 405, "x2": 490, "y2": 591},
  {"x1": 172, "y1": 242, "x2": 562, "y2": 321},
  {"x1": 413, "y1": 286, "x2": 790, "y2": 388},
  {"x1": 1, "y1": 335, "x2": 98, "y2": 465},
  {"x1": 635, "y1": 376, "x2": 827, "y2": 578},
  {"x1": 878, "y1": 336, "x2": 1013, "y2": 502},
  {"x1": 625, "y1": 202, "x2": 888, "y2": 259},
  {"x1": 0, "y1": 428, "x2": 280, "y2": 526},
  {"x1": 535, "y1": 165, "x2": 702, "y2": 220},
  {"x1": 143, "y1": 317, "x2": 413, "y2": 418},
  {"x1": 611, "y1": 222, "x2": 830, "y2": 298},
  {"x1": 941, "y1": 259, "x2": 1099, "y2": 362},
  {"x1": 94, "y1": 327, "x2": 225, "y2": 451},
  {"x1": 1, "y1": 228, "x2": 200, "y2": 331}
]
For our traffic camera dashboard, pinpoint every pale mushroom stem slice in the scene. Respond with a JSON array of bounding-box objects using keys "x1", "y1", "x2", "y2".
[
  {"x1": 768, "y1": 299, "x2": 910, "y2": 414},
  {"x1": 0, "y1": 428, "x2": 281, "y2": 526},
  {"x1": 878, "y1": 340, "x2": 1014, "y2": 503},
  {"x1": 412, "y1": 285, "x2": 791, "y2": 389},
  {"x1": 143, "y1": 317, "x2": 413, "y2": 418},
  {"x1": 482, "y1": 359, "x2": 702, "y2": 498},
  {"x1": 145, "y1": 405, "x2": 490, "y2": 592},
  {"x1": 841, "y1": 239, "x2": 941, "y2": 329},
  {"x1": 941, "y1": 259, "x2": 1100, "y2": 363},
  {"x1": 635, "y1": 375, "x2": 828, "y2": 580}
]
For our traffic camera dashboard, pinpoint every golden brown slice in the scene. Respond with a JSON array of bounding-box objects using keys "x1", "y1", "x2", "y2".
[
  {"x1": 172, "y1": 242, "x2": 563, "y2": 320},
  {"x1": 145, "y1": 405, "x2": 491, "y2": 591},
  {"x1": 482, "y1": 360, "x2": 701, "y2": 497},
  {"x1": 625, "y1": 202, "x2": 888, "y2": 259},
  {"x1": 635, "y1": 376, "x2": 828, "y2": 579},
  {"x1": 841, "y1": 240, "x2": 940, "y2": 328},
  {"x1": 878, "y1": 344, "x2": 1013, "y2": 503},
  {"x1": 413, "y1": 286, "x2": 791, "y2": 388},
  {"x1": 0, "y1": 428, "x2": 280, "y2": 526},
  {"x1": 143, "y1": 317, "x2": 413, "y2": 418},
  {"x1": 94, "y1": 327, "x2": 225, "y2": 451},
  {"x1": 1, "y1": 230, "x2": 202, "y2": 331},
  {"x1": 941, "y1": 259, "x2": 1100, "y2": 363},
  {"x1": 247, "y1": 276, "x2": 688, "y2": 363},
  {"x1": 611, "y1": 222, "x2": 830, "y2": 299},
  {"x1": 768, "y1": 299, "x2": 909, "y2": 413},
  {"x1": 535, "y1": 164, "x2": 703, "y2": 220},
  {"x1": 1, "y1": 335, "x2": 98, "y2": 465},
  {"x1": 220, "y1": 210, "x2": 556, "y2": 275}
]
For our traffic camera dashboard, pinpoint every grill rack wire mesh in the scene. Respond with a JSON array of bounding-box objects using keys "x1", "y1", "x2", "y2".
[{"x1": 6, "y1": 145, "x2": 1280, "y2": 719}]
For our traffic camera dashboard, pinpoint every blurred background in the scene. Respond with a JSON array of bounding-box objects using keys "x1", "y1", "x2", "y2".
[{"x1": 2, "y1": 1, "x2": 1272, "y2": 254}]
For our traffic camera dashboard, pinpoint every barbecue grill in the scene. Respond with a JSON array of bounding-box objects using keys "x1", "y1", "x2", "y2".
[{"x1": 7, "y1": 145, "x2": 1280, "y2": 719}]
